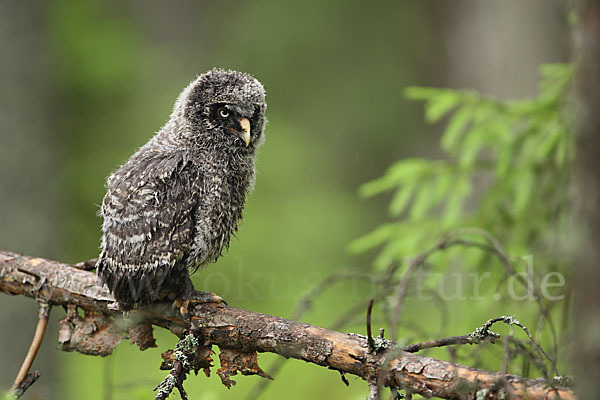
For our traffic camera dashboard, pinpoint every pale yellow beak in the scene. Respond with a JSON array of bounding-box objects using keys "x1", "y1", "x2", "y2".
[{"x1": 240, "y1": 118, "x2": 251, "y2": 147}]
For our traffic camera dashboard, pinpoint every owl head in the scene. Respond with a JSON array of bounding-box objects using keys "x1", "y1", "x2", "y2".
[{"x1": 172, "y1": 68, "x2": 267, "y2": 151}]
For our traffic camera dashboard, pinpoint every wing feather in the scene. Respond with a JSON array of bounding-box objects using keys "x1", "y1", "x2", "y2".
[{"x1": 97, "y1": 152, "x2": 202, "y2": 303}]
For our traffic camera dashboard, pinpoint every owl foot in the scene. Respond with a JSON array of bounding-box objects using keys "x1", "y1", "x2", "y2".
[{"x1": 174, "y1": 291, "x2": 227, "y2": 319}]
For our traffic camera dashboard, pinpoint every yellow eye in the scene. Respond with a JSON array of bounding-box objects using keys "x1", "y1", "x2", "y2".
[{"x1": 219, "y1": 108, "x2": 229, "y2": 118}]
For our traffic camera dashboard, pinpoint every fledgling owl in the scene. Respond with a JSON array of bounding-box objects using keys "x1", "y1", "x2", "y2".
[{"x1": 96, "y1": 69, "x2": 266, "y2": 310}]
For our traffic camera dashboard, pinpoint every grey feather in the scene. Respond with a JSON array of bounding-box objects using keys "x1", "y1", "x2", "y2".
[{"x1": 96, "y1": 69, "x2": 267, "y2": 309}]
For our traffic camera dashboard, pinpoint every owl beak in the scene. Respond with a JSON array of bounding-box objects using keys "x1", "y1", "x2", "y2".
[{"x1": 239, "y1": 117, "x2": 251, "y2": 147}]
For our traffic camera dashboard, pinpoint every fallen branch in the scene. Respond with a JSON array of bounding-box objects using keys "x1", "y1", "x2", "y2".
[{"x1": 0, "y1": 250, "x2": 576, "y2": 400}]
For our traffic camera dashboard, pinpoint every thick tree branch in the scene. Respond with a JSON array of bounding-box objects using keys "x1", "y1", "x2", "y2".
[{"x1": 0, "y1": 250, "x2": 575, "y2": 400}]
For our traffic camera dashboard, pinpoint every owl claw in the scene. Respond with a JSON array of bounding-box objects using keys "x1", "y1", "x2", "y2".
[
  {"x1": 174, "y1": 291, "x2": 227, "y2": 319},
  {"x1": 107, "y1": 301, "x2": 122, "y2": 311}
]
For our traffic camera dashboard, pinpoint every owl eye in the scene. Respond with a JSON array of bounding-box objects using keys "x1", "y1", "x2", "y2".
[{"x1": 219, "y1": 108, "x2": 230, "y2": 118}]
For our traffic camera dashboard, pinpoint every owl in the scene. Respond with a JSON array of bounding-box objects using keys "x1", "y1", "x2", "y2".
[{"x1": 96, "y1": 69, "x2": 266, "y2": 310}]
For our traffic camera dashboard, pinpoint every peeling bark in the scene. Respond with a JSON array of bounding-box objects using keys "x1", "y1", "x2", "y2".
[
  {"x1": 217, "y1": 348, "x2": 272, "y2": 388},
  {"x1": 129, "y1": 323, "x2": 157, "y2": 351},
  {"x1": 0, "y1": 250, "x2": 575, "y2": 400},
  {"x1": 58, "y1": 308, "x2": 122, "y2": 356}
]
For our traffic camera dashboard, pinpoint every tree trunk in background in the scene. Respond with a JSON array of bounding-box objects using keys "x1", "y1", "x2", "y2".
[
  {"x1": 575, "y1": 0, "x2": 600, "y2": 398},
  {"x1": 0, "y1": 1, "x2": 59, "y2": 397},
  {"x1": 432, "y1": 0, "x2": 568, "y2": 99}
]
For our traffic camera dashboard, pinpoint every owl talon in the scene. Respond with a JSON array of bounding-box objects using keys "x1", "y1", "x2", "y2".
[{"x1": 175, "y1": 291, "x2": 226, "y2": 319}]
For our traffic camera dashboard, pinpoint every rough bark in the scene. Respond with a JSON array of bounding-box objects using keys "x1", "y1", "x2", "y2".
[{"x1": 0, "y1": 250, "x2": 575, "y2": 400}]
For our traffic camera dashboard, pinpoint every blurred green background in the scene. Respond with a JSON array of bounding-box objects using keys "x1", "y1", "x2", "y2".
[{"x1": 0, "y1": 1, "x2": 570, "y2": 399}]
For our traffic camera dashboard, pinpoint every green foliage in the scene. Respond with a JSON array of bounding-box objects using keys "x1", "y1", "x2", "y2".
[
  {"x1": 350, "y1": 64, "x2": 576, "y2": 384},
  {"x1": 0, "y1": 391, "x2": 16, "y2": 400},
  {"x1": 351, "y1": 63, "x2": 575, "y2": 272}
]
